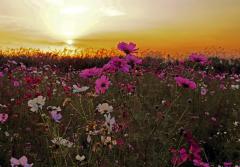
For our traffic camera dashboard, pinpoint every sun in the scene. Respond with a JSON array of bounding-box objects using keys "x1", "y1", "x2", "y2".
[{"x1": 66, "y1": 39, "x2": 74, "y2": 45}]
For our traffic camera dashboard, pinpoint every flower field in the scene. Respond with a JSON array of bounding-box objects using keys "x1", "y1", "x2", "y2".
[{"x1": 0, "y1": 42, "x2": 239, "y2": 167}]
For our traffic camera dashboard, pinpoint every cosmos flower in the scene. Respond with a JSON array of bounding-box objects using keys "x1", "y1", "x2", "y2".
[
  {"x1": 102, "y1": 62, "x2": 116, "y2": 73},
  {"x1": 104, "y1": 114, "x2": 116, "y2": 133},
  {"x1": 223, "y1": 162, "x2": 233, "y2": 167},
  {"x1": 200, "y1": 87, "x2": 208, "y2": 95},
  {"x1": 96, "y1": 103, "x2": 113, "y2": 115},
  {"x1": 10, "y1": 156, "x2": 33, "y2": 167},
  {"x1": 175, "y1": 77, "x2": 197, "y2": 90},
  {"x1": 95, "y1": 75, "x2": 111, "y2": 94},
  {"x1": 47, "y1": 106, "x2": 62, "y2": 122},
  {"x1": 28, "y1": 96, "x2": 46, "y2": 112},
  {"x1": 0, "y1": 72, "x2": 4, "y2": 78},
  {"x1": 231, "y1": 84, "x2": 239, "y2": 90},
  {"x1": 193, "y1": 159, "x2": 210, "y2": 167},
  {"x1": 189, "y1": 53, "x2": 208, "y2": 65},
  {"x1": 125, "y1": 54, "x2": 142, "y2": 66},
  {"x1": 13, "y1": 80, "x2": 20, "y2": 87},
  {"x1": 79, "y1": 67, "x2": 102, "y2": 79},
  {"x1": 117, "y1": 42, "x2": 138, "y2": 54},
  {"x1": 170, "y1": 148, "x2": 189, "y2": 166},
  {"x1": 75, "y1": 155, "x2": 86, "y2": 161},
  {"x1": 72, "y1": 85, "x2": 89, "y2": 93},
  {"x1": 0, "y1": 113, "x2": 8, "y2": 124},
  {"x1": 51, "y1": 137, "x2": 73, "y2": 148},
  {"x1": 109, "y1": 57, "x2": 130, "y2": 73},
  {"x1": 50, "y1": 111, "x2": 62, "y2": 123}
]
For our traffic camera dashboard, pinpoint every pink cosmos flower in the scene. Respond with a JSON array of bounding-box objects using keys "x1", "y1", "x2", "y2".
[
  {"x1": 0, "y1": 71, "x2": 4, "y2": 78},
  {"x1": 170, "y1": 148, "x2": 189, "y2": 166},
  {"x1": 79, "y1": 67, "x2": 102, "y2": 79},
  {"x1": 117, "y1": 42, "x2": 138, "y2": 54},
  {"x1": 120, "y1": 83, "x2": 135, "y2": 94},
  {"x1": 200, "y1": 87, "x2": 208, "y2": 95},
  {"x1": 116, "y1": 138, "x2": 125, "y2": 146},
  {"x1": 102, "y1": 62, "x2": 116, "y2": 73},
  {"x1": 175, "y1": 77, "x2": 197, "y2": 90},
  {"x1": 125, "y1": 54, "x2": 142, "y2": 66},
  {"x1": 224, "y1": 162, "x2": 233, "y2": 167},
  {"x1": 50, "y1": 111, "x2": 62, "y2": 123},
  {"x1": 183, "y1": 131, "x2": 202, "y2": 161},
  {"x1": 109, "y1": 57, "x2": 130, "y2": 73},
  {"x1": 95, "y1": 75, "x2": 111, "y2": 94},
  {"x1": 13, "y1": 81, "x2": 20, "y2": 87},
  {"x1": 10, "y1": 156, "x2": 33, "y2": 167},
  {"x1": 0, "y1": 113, "x2": 8, "y2": 124},
  {"x1": 193, "y1": 159, "x2": 210, "y2": 167},
  {"x1": 189, "y1": 143, "x2": 202, "y2": 160},
  {"x1": 189, "y1": 53, "x2": 208, "y2": 65}
]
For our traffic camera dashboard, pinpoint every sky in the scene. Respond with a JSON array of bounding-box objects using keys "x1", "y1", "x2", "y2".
[{"x1": 0, "y1": 0, "x2": 240, "y2": 54}]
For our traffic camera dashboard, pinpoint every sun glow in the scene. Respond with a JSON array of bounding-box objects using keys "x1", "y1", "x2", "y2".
[
  {"x1": 66, "y1": 39, "x2": 74, "y2": 45},
  {"x1": 26, "y1": 0, "x2": 126, "y2": 43}
]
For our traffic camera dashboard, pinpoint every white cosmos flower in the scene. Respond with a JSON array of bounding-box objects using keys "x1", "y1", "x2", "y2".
[
  {"x1": 96, "y1": 103, "x2": 113, "y2": 115},
  {"x1": 104, "y1": 114, "x2": 116, "y2": 133},
  {"x1": 72, "y1": 85, "x2": 89, "y2": 93},
  {"x1": 28, "y1": 96, "x2": 46, "y2": 112},
  {"x1": 51, "y1": 137, "x2": 73, "y2": 148},
  {"x1": 231, "y1": 84, "x2": 239, "y2": 90},
  {"x1": 76, "y1": 155, "x2": 86, "y2": 161}
]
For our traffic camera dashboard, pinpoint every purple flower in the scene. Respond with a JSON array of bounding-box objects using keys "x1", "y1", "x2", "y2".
[
  {"x1": 193, "y1": 159, "x2": 210, "y2": 167},
  {"x1": 0, "y1": 113, "x2": 8, "y2": 124},
  {"x1": 175, "y1": 76, "x2": 197, "y2": 90},
  {"x1": 79, "y1": 67, "x2": 102, "y2": 79},
  {"x1": 102, "y1": 62, "x2": 116, "y2": 73},
  {"x1": 13, "y1": 81, "x2": 20, "y2": 87},
  {"x1": 125, "y1": 54, "x2": 142, "y2": 66},
  {"x1": 189, "y1": 53, "x2": 208, "y2": 65},
  {"x1": 0, "y1": 72, "x2": 4, "y2": 78},
  {"x1": 10, "y1": 156, "x2": 33, "y2": 167},
  {"x1": 109, "y1": 57, "x2": 130, "y2": 73},
  {"x1": 95, "y1": 75, "x2": 111, "y2": 94},
  {"x1": 224, "y1": 162, "x2": 233, "y2": 167},
  {"x1": 117, "y1": 42, "x2": 138, "y2": 54},
  {"x1": 170, "y1": 148, "x2": 189, "y2": 166},
  {"x1": 50, "y1": 111, "x2": 62, "y2": 123}
]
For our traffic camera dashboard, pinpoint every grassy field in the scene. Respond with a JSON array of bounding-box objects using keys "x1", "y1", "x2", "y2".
[{"x1": 0, "y1": 42, "x2": 239, "y2": 167}]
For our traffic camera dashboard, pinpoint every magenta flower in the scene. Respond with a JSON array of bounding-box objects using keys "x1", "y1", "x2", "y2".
[
  {"x1": 125, "y1": 54, "x2": 142, "y2": 66},
  {"x1": 117, "y1": 42, "x2": 138, "y2": 54},
  {"x1": 171, "y1": 148, "x2": 189, "y2": 166},
  {"x1": 50, "y1": 111, "x2": 62, "y2": 123},
  {"x1": 175, "y1": 76, "x2": 197, "y2": 90},
  {"x1": 0, "y1": 71, "x2": 4, "y2": 78},
  {"x1": 189, "y1": 143, "x2": 202, "y2": 160},
  {"x1": 193, "y1": 159, "x2": 210, "y2": 167},
  {"x1": 109, "y1": 57, "x2": 130, "y2": 73},
  {"x1": 224, "y1": 162, "x2": 233, "y2": 167},
  {"x1": 95, "y1": 75, "x2": 111, "y2": 94},
  {"x1": 10, "y1": 156, "x2": 33, "y2": 167},
  {"x1": 189, "y1": 53, "x2": 208, "y2": 65},
  {"x1": 13, "y1": 81, "x2": 20, "y2": 87},
  {"x1": 79, "y1": 67, "x2": 102, "y2": 79},
  {"x1": 102, "y1": 62, "x2": 116, "y2": 73},
  {"x1": 0, "y1": 113, "x2": 8, "y2": 124}
]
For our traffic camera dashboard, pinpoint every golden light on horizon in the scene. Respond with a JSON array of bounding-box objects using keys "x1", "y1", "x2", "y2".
[{"x1": 66, "y1": 39, "x2": 74, "y2": 45}]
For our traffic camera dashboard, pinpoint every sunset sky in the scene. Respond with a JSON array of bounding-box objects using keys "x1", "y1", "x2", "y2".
[{"x1": 0, "y1": 0, "x2": 240, "y2": 54}]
